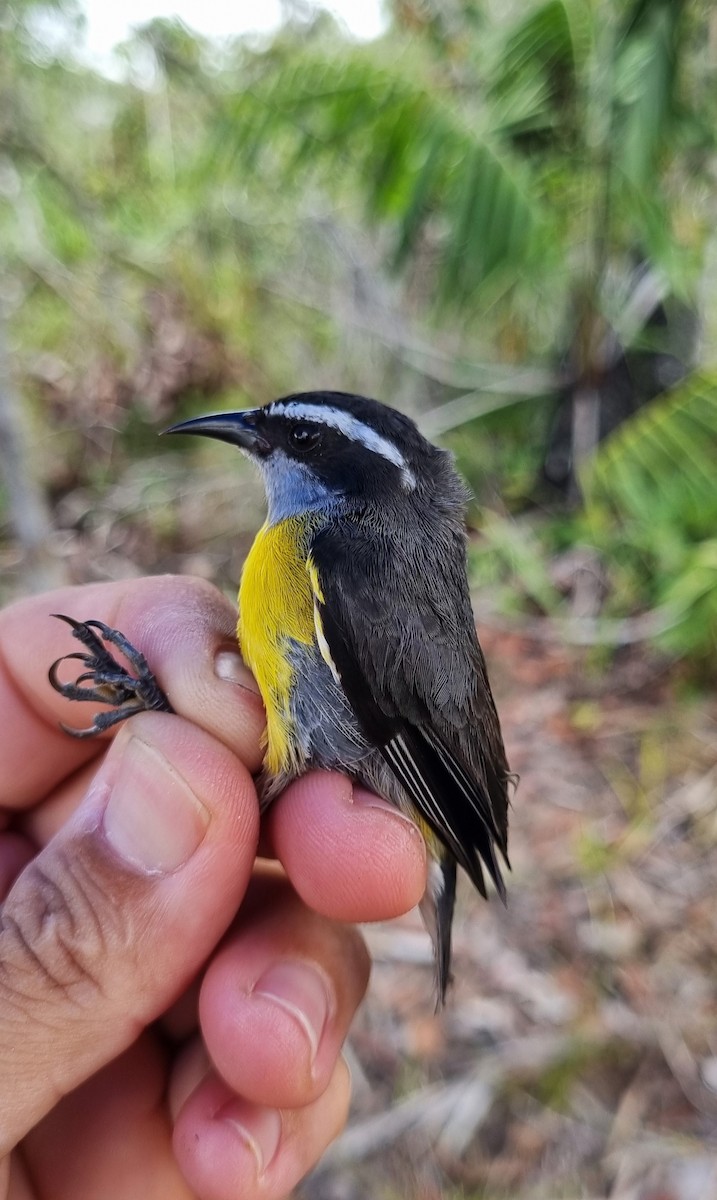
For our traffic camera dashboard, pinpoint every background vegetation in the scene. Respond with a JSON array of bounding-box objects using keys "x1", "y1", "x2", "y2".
[
  {"x1": 2, "y1": 1, "x2": 717, "y2": 1196},
  {"x1": 3, "y1": 0, "x2": 717, "y2": 666}
]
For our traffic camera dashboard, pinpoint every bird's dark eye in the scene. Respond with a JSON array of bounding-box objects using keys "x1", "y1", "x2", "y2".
[{"x1": 288, "y1": 422, "x2": 321, "y2": 453}]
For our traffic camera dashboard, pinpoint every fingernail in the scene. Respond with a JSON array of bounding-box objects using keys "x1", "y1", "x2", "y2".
[
  {"x1": 253, "y1": 960, "x2": 334, "y2": 1064},
  {"x1": 215, "y1": 648, "x2": 260, "y2": 695},
  {"x1": 351, "y1": 787, "x2": 420, "y2": 831},
  {"x1": 216, "y1": 1100, "x2": 281, "y2": 1176},
  {"x1": 103, "y1": 737, "x2": 210, "y2": 873}
]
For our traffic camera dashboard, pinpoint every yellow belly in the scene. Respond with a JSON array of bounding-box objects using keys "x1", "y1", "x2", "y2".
[{"x1": 237, "y1": 517, "x2": 315, "y2": 777}]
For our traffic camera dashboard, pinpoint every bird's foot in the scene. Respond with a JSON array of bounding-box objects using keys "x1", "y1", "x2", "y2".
[{"x1": 49, "y1": 615, "x2": 173, "y2": 738}]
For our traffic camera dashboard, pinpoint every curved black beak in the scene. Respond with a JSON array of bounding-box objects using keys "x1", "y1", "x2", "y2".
[{"x1": 164, "y1": 410, "x2": 271, "y2": 456}]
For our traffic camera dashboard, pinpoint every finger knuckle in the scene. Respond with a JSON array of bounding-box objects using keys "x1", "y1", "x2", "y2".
[{"x1": 0, "y1": 849, "x2": 127, "y2": 1009}]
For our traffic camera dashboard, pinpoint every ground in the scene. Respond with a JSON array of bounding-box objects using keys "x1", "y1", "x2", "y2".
[
  {"x1": 4, "y1": 428, "x2": 717, "y2": 1198},
  {"x1": 301, "y1": 631, "x2": 717, "y2": 1200}
]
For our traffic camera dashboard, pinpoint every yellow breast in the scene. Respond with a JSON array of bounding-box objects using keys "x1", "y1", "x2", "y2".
[{"x1": 237, "y1": 517, "x2": 316, "y2": 777}]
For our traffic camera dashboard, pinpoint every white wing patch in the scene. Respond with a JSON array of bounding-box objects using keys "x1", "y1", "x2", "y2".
[
  {"x1": 307, "y1": 558, "x2": 342, "y2": 684},
  {"x1": 270, "y1": 400, "x2": 416, "y2": 490},
  {"x1": 313, "y1": 604, "x2": 341, "y2": 685}
]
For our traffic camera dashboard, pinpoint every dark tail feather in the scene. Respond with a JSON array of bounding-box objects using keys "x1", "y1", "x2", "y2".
[
  {"x1": 419, "y1": 856, "x2": 457, "y2": 1011},
  {"x1": 436, "y1": 857, "x2": 457, "y2": 1008}
]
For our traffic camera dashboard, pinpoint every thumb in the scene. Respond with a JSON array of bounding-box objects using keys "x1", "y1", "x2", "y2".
[{"x1": 0, "y1": 713, "x2": 259, "y2": 1154}]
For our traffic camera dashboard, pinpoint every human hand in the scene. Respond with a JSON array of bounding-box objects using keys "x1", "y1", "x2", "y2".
[{"x1": 0, "y1": 576, "x2": 427, "y2": 1199}]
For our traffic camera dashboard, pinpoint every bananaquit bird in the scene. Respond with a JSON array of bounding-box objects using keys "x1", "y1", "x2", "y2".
[{"x1": 50, "y1": 391, "x2": 511, "y2": 1003}]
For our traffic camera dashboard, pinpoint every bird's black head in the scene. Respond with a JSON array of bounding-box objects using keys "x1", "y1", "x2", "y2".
[{"x1": 167, "y1": 391, "x2": 460, "y2": 523}]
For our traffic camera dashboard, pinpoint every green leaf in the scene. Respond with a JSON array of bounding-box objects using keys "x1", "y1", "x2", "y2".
[
  {"x1": 585, "y1": 372, "x2": 717, "y2": 537},
  {"x1": 488, "y1": 0, "x2": 584, "y2": 134},
  {"x1": 206, "y1": 52, "x2": 549, "y2": 308},
  {"x1": 617, "y1": 2, "x2": 681, "y2": 186}
]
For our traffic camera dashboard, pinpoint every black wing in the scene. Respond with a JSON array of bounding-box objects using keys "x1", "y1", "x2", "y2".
[{"x1": 310, "y1": 517, "x2": 510, "y2": 900}]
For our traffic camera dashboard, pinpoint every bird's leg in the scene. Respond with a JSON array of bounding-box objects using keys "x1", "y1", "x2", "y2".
[{"x1": 48, "y1": 614, "x2": 173, "y2": 738}]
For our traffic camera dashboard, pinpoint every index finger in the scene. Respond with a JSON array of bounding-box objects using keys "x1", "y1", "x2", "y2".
[{"x1": 0, "y1": 576, "x2": 266, "y2": 810}]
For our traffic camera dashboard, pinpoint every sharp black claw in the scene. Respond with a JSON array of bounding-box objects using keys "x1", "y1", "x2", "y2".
[{"x1": 49, "y1": 614, "x2": 174, "y2": 737}]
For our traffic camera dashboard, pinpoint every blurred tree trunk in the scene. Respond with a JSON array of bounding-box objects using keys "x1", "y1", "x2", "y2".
[{"x1": 0, "y1": 311, "x2": 64, "y2": 593}]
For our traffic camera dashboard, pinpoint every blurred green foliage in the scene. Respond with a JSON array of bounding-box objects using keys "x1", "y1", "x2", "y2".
[{"x1": 1, "y1": 0, "x2": 717, "y2": 665}]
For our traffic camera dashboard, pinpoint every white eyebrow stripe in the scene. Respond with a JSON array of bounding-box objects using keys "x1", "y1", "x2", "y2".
[{"x1": 270, "y1": 401, "x2": 416, "y2": 489}]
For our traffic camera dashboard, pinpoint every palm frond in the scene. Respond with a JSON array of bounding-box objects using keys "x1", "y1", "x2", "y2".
[
  {"x1": 206, "y1": 53, "x2": 549, "y2": 308},
  {"x1": 584, "y1": 373, "x2": 717, "y2": 536},
  {"x1": 658, "y1": 539, "x2": 717, "y2": 654},
  {"x1": 485, "y1": 0, "x2": 598, "y2": 142},
  {"x1": 616, "y1": 0, "x2": 682, "y2": 187}
]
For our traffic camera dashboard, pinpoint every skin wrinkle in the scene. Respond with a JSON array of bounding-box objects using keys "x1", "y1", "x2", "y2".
[
  {"x1": 62, "y1": 842, "x2": 144, "y2": 969},
  {"x1": 30, "y1": 862, "x2": 108, "y2": 1003},
  {"x1": 0, "y1": 913, "x2": 72, "y2": 1005},
  {"x1": 32, "y1": 861, "x2": 79, "y2": 941},
  {"x1": 0, "y1": 830, "x2": 152, "y2": 1027},
  {"x1": 0, "y1": 876, "x2": 104, "y2": 1005},
  {"x1": 51, "y1": 844, "x2": 108, "y2": 952},
  {"x1": 0, "y1": 846, "x2": 159, "y2": 1151}
]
